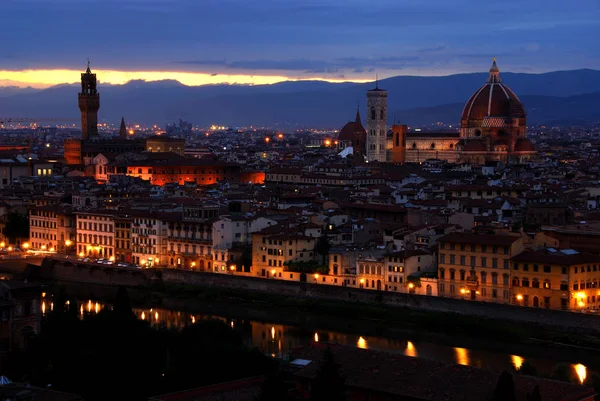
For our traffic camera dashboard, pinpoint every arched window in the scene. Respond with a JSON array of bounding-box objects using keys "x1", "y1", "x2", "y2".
[
  {"x1": 512, "y1": 277, "x2": 520, "y2": 286},
  {"x1": 426, "y1": 285, "x2": 432, "y2": 296},
  {"x1": 430, "y1": 143, "x2": 436, "y2": 149},
  {"x1": 371, "y1": 107, "x2": 376, "y2": 120},
  {"x1": 474, "y1": 130, "x2": 482, "y2": 137},
  {"x1": 395, "y1": 133, "x2": 400, "y2": 147},
  {"x1": 439, "y1": 268, "x2": 445, "y2": 279},
  {"x1": 380, "y1": 110, "x2": 384, "y2": 120},
  {"x1": 412, "y1": 143, "x2": 417, "y2": 149},
  {"x1": 449, "y1": 143, "x2": 454, "y2": 149}
]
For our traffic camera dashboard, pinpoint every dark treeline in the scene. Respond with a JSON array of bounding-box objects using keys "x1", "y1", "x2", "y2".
[{"x1": 3, "y1": 286, "x2": 276, "y2": 400}]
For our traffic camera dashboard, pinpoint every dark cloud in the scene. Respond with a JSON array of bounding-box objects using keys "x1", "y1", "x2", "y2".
[{"x1": 2, "y1": 0, "x2": 599, "y2": 75}]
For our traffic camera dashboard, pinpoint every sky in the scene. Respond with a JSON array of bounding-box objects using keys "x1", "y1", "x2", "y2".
[{"x1": 1, "y1": 0, "x2": 599, "y2": 88}]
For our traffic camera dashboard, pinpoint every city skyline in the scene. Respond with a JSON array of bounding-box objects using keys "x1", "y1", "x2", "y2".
[{"x1": 1, "y1": 0, "x2": 599, "y2": 88}]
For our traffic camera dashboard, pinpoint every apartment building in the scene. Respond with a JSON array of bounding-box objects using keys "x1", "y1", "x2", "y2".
[
  {"x1": 511, "y1": 249, "x2": 600, "y2": 311},
  {"x1": 385, "y1": 250, "x2": 435, "y2": 294},
  {"x1": 252, "y1": 226, "x2": 317, "y2": 279},
  {"x1": 115, "y1": 214, "x2": 132, "y2": 263},
  {"x1": 76, "y1": 210, "x2": 115, "y2": 259},
  {"x1": 165, "y1": 215, "x2": 213, "y2": 270},
  {"x1": 131, "y1": 214, "x2": 169, "y2": 267},
  {"x1": 29, "y1": 204, "x2": 75, "y2": 252},
  {"x1": 437, "y1": 233, "x2": 524, "y2": 303}
]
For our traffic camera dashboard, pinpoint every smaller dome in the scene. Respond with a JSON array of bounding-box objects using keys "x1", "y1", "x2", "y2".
[
  {"x1": 338, "y1": 109, "x2": 366, "y2": 141},
  {"x1": 463, "y1": 140, "x2": 487, "y2": 152},
  {"x1": 493, "y1": 139, "x2": 509, "y2": 147},
  {"x1": 514, "y1": 138, "x2": 535, "y2": 152}
]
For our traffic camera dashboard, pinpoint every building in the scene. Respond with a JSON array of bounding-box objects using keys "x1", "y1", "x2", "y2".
[
  {"x1": 29, "y1": 205, "x2": 75, "y2": 252},
  {"x1": 366, "y1": 83, "x2": 388, "y2": 163},
  {"x1": 385, "y1": 249, "x2": 436, "y2": 293},
  {"x1": 251, "y1": 226, "x2": 318, "y2": 279},
  {"x1": 76, "y1": 210, "x2": 115, "y2": 259},
  {"x1": 390, "y1": 60, "x2": 536, "y2": 165},
  {"x1": 114, "y1": 214, "x2": 132, "y2": 263},
  {"x1": 437, "y1": 232, "x2": 524, "y2": 303},
  {"x1": 146, "y1": 135, "x2": 185, "y2": 156},
  {"x1": 336, "y1": 109, "x2": 367, "y2": 157},
  {"x1": 356, "y1": 257, "x2": 385, "y2": 290},
  {"x1": 131, "y1": 214, "x2": 170, "y2": 267},
  {"x1": 108, "y1": 153, "x2": 241, "y2": 186},
  {"x1": 511, "y1": 248, "x2": 600, "y2": 311},
  {"x1": 165, "y1": 213, "x2": 214, "y2": 271}
]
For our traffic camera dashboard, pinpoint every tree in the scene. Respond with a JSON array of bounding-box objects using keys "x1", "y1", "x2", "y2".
[
  {"x1": 551, "y1": 365, "x2": 572, "y2": 382},
  {"x1": 518, "y1": 360, "x2": 538, "y2": 377},
  {"x1": 314, "y1": 235, "x2": 331, "y2": 265},
  {"x1": 527, "y1": 385, "x2": 542, "y2": 401},
  {"x1": 310, "y1": 347, "x2": 345, "y2": 401},
  {"x1": 3, "y1": 212, "x2": 29, "y2": 243},
  {"x1": 113, "y1": 286, "x2": 135, "y2": 320},
  {"x1": 255, "y1": 372, "x2": 289, "y2": 401},
  {"x1": 491, "y1": 371, "x2": 516, "y2": 401}
]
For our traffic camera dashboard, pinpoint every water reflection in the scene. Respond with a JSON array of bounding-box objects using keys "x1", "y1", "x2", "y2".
[
  {"x1": 455, "y1": 347, "x2": 470, "y2": 366},
  {"x1": 40, "y1": 296, "x2": 592, "y2": 378},
  {"x1": 575, "y1": 363, "x2": 587, "y2": 384},
  {"x1": 511, "y1": 355, "x2": 524, "y2": 370},
  {"x1": 405, "y1": 341, "x2": 417, "y2": 357}
]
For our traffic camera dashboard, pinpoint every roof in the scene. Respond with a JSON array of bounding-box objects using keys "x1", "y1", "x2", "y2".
[
  {"x1": 461, "y1": 60, "x2": 526, "y2": 123},
  {"x1": 511, "y1": 249, "x2": 600, "y2": 265},
  {"x1": 338, "y1": 109, "x2": 366, "y2": 141},
  {"x1": 292, "y1": 345, "x2": 594, "y2": 401},
  {"x1": 515, "y1": 138, "x2": 536, "y2": 152},
  {"x1": 438, "y1": 232, "x2": 521, "y2": 246}
]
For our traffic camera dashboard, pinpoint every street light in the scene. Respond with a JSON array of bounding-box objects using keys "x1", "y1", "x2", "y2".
[
  {"x1": 516, "y1": 294, "x2": 524, "y2": 301},
  {"x1": 65, "y1": 240, "x2": 72, "y2": 247},
  {"x1": 314, "y1": 273, "x2": 319, "y2": 280},
  {"x1": 191, "y1": 262, "x2": 196, "y2": 268},
  {"x1": 0, "y1": 241, "x2": 5, "y2": 248},
  {"x1": 271, "y1": 269, "x2": 276, "y2": 277},
  {"x1": 22, "y1": 242, "x2": 30, "y2": 249}
]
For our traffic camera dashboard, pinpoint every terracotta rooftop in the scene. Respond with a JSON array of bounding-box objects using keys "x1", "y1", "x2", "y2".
[{"x1": 438, "y1": 232, "x2": 521, "y2": 246}]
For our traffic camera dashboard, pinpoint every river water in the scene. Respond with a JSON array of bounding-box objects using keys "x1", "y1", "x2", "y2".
[{"x1": 40, "y1": 297, "x2": 591, "y2": 384}]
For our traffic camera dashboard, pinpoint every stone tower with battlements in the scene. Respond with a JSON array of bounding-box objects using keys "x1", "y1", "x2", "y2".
[
  {"x1": 366, "y1": 83, "x2": 388, "y2": 162},
  {"x1": 78, "y1": 61, "x2": 100, "y2": 140}
]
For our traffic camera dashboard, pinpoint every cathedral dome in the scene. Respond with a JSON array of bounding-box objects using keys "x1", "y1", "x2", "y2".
[
  {"x1": 514, "y1": 138, "x2": 535, "y2": 152},
  {"x1": 461, "y1": 60, "x2": 526, "y2": 125},
  {"x1": 338, "y1": 109, "x2": 366, "y2": 141}
]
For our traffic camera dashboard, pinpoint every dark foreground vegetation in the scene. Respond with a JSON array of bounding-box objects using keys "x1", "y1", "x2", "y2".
[{"x1": 2, "y1": 287, "x2": 276, "y2": 400}]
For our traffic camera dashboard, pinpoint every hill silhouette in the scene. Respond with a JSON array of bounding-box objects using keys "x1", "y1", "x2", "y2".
[{"x1": 1, "y1": 69, "x2": 600, "y2": 127}]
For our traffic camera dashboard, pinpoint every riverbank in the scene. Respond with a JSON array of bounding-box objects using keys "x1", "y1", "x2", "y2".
[{"x1": 44, "y1": 279, "x2": 600, "y2": 370}]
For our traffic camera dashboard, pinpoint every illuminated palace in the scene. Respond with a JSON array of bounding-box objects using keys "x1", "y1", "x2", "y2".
[
  {"x1": 63, "y1": 64, "x2": 260, "y2": 185},
  {"x1": 339, "y1": 60, "x2": 536, "y2": 165}
]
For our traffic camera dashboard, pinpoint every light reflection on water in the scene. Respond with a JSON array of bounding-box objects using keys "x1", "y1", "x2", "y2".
[{"x1": 40, "y1": 299, "x2": 590, "y2": 378}]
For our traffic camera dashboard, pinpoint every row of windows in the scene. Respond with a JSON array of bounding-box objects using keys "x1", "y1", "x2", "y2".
[
  {"x1": 31, "y1": 220, "x2": 57, "y2": 228},
  {"x1": 440, "y1": 254, "x2": 509, "y2": 269},
  {"x1": 573, "y1": 282, "x2": 600, "y2": 291},
  {"x1": 514, "y1": 263, "x2": 555, "y2": 273},
  {"x1": 31, "y1": 232, "x2": 56, "y2": 240},
  {"x1": 439, "y1": 268, "x2": 509, "y2": 285},
  {"x1": 359, "y1": 264, "x2": 383, "y2": 276},
  {"x1": 512, "y1": 277, "x2": 554, "y2": 289},
  {"x1": 78, "y1": 221, "x2": 113, "y2": 232},
  {"x1": 78, "y1": 233, "x2": 113, "y2": 246},
  {"x1": 440, "y1": 243, "x2": 510, "y2": 254}
]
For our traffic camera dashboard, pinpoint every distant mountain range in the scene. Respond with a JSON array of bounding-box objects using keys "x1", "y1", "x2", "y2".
[{"x1": 1, "y1": 69, "x2": 600, "y2": 128}]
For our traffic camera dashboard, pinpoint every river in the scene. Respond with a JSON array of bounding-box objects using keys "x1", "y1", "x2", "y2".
[{"x1": 39, "y1": 296, "x2": 592, "y2": 384}]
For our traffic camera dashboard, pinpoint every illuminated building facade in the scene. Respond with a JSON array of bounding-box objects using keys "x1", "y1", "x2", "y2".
[
  {"x1": 115, "y1": 215, "x2": 132, "y2": 263},
  {"x1": 29, "y1": 205, "x2": 75, "y2": 253},
  {"x1": 437, "y1": 233, "x2": 524, "y2": 303},
  {"x1": 76, "y1": 210, "x2": 115, "y2": 259},
  {"x1": 389, "y1": 60, "x2": 536, "y2": 165},
  {"x1": 251, "y1": 229, "x2": 317, "y2": 279}
]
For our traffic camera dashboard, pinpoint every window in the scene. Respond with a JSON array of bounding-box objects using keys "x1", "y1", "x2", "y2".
[
  {"x1": 533, "y1": 264, "x2": 539, "y2": 272},
  {"x1": 544, "y1": 281, "x2": 551, "y2": 289},
  {"x1": 514, "y1": 263, "x2": 519, "y2": 270},
  {"x1": 481, "y1": 245, "x2": 487, "y2": 253},
  {"x1": 523, "y1": 264, "x2": 529, "y2": 271},
  {"x1": 450, "y1": 255, "x2": 455, "y2": 264},
  {"x1": 450, "y1": 270, "x2": 455, "y2": 280},
  {"x1": 470, "y1": 256, "x2": 476, "y2": 267},
  {"x1": 460, "y1": 256, "x2": 466, "y2": 266},
  {"x1": 460, "y1": 270, "x2": 466, "y2": 281},
  {"x1": 573, "y1": 283, "x2": 579, "y2": 290},
  {"x1": 481, "y1": 257, "x2": 487, "y2": 268},
  {"x1": 544, "y1": 265, "x2": 551, "y2": 273},
  {"x1": 503, "y1": 260, "x2": 509, "y2": 269},
  {"x1": 440, "y1": 254, "x2": 446, "y2": 264},
  {"x1": 522, "y1": 278, "x2": 530, "y2": 287},
  {"x1": 492, "y1": 258, "x2": 498, "y2": 269},
  {"x1": 481, "y1": 272, "x2": 487, "y2": 284}
]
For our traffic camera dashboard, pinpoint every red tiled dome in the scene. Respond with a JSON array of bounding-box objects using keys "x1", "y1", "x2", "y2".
[
  {"x1": 338, "y1": 109, "x2": 366, "y2": 141},
  {"x1": 463, "y1": 140, "x2": 487, "y2": 152},
  {"x1": 514, "y1": 138, "x2": 535, "y2": 152},
  {"x1": 461, "y1": 60, "x2": 525, "y2": 123}
]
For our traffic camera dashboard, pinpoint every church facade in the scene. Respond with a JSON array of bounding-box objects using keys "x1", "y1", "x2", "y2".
[{"x1": 338, "y1": 60, "x2": 536, "y2": 165}]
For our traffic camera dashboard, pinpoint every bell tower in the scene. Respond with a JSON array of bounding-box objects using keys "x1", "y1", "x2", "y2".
[
  {"x1": 78, "y1": 60, "x2": 100, "y2": 140},
  {"x1": 366, "y1": 80, "x2": 388, "y2": 163}
]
